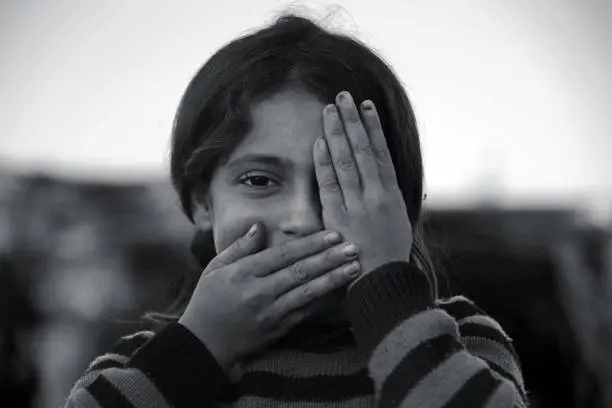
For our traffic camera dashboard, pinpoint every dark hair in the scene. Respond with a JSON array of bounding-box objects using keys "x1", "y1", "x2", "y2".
[{"x1": 145, "y1": 11, "x2": 438, "y2": 323}]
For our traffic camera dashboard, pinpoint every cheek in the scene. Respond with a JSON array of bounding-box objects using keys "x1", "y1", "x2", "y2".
[
  {"x1": 212, "y1": 203, "x2": 268, "y2": 254},
  {"x1": 214, "y1": 219, "x2": 255, "y2": 254}
]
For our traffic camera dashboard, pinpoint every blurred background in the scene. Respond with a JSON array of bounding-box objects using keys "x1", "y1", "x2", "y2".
[{"x1": 1, "y1": 1, "x2": 610, "y2": 407}]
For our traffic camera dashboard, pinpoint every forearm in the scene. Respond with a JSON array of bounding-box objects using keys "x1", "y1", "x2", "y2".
[
  {"x1": 65, "y1": 323, "x2": 231, "y2": 408},
  {"x1": 344, "y1": 262, "x2": 528, "y2": 408}
]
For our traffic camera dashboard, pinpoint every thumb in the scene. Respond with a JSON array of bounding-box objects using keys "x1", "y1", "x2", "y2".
[{"x1": 205, "y1": 223, "x2": 263, "y2": 273}]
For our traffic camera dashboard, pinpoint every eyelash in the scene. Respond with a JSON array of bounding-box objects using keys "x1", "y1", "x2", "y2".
[{"x1": 238, "y1": 171, "x2": 280, "y2": 188}]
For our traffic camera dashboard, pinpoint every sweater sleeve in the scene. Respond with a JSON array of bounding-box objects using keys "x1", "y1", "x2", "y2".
[
  {"x1": 64, "y1": 322, "x2": 231, "y2": 408},
  {"x1": 343, "y1": 261, "x2": 529, "y2": 408},
  {"x1": 437, "y1": 295, "x2": 528, "y2": 402}
]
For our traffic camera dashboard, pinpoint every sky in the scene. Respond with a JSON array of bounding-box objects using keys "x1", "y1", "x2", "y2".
[{"x1": 1, "y1": 0, "x2": 611, "y2": 223}]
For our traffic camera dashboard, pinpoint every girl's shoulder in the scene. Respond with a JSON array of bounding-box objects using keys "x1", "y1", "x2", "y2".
[
  {"x1": 435, "y1": 294, "x2": 486, "y2": 317},
  {"x1": 74, "y1": 329, "x2": 157, "y2": 389},
  {"x1": 436, "y1": 295, "x2": 514, "y2": 342},
  {"x1": 108, "y1": 329, "x2": 157, "y2": 358}
]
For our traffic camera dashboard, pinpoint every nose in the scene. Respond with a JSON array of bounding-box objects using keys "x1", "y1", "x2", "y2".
[{"x1": 279, "y1": 186, "x2": 324, "y2": 238}]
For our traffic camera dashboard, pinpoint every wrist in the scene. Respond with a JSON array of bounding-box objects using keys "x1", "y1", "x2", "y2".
[{"x1": 177, "y1": 316, "x2": 235, "y2": 374}]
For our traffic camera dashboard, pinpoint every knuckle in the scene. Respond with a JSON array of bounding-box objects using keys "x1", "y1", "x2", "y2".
[
  {"x1": 331, "y1": 125, "x2": 344, "y2": 136},
  {"x1": 335, "y1": 158, "x2": 355, "y2": 171},
  {"x1": 290, "y1": 261, "x2": 308, "y2": 282},
  {"x1": 278, "y1": 241, "x2": 291, "y2": 262},
  {"x1": 376, "y1": 148, "x2": 394, "y2": 166},
  {"x1": 301, "y1": 285, "x2": 314, "y2": 302},
  {"x1": 356, "y1": 143, "x2": 373, "y2": 156},
  {"x1": 321, "y1": 176, "x2": 339, "y2": 192}
]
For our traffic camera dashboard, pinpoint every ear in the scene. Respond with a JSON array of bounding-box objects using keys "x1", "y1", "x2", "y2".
[{"x1": 191, "y1": 187, "x2": 213, "y2": 231}]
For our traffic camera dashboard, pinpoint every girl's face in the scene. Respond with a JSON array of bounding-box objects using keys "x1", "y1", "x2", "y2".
[{"x1": 193, "y1": 88, "x2": 347, "y2": 321}]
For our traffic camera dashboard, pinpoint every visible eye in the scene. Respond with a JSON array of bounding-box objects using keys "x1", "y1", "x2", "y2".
[{"x1": 238, "y1": 171, "x2": 280, "y2": 188}]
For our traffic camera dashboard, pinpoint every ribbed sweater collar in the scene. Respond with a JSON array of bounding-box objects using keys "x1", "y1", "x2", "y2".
[{"x1": 267, "y1": 318, "x2": 356, "y2": 353}]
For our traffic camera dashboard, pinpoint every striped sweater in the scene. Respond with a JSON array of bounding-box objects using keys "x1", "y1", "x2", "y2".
[{"x1": 65, "y1": 261, "x2": 528, "y2": 407}]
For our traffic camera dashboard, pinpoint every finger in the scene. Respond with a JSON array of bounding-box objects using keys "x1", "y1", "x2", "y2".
[
  {"x1": 323, "y1": 103, "x2": 361, "y2": 206},
  {"x1": 360, "y1": 100, "x2": 399, "y2": 191},
  {"x1": 313, "y1": 136, "x2": 345, "y2": 211},
  {"x1": 206, "y1": 223, "x2": 264, "y2": 273},
  {"x1": 270, "y1": 259, "x2": 360, "y2": 321},
  {"x1": 242, "y1": 229, "x2": 343, "y2": 278},
  {"x1": 268, "y1": 241, "x2": 359, "y2": 298},
  {"x1": 335, "y1": 92, "x2": 381, "y2": 195}
]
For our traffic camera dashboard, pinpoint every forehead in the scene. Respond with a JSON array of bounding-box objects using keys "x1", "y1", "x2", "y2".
[{"x1": 228, "y1": 90, "x2": 326, "y2": 168}]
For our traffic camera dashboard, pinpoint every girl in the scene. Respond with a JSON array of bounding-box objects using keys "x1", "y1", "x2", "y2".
[{"x1": 65, "y1": 13, "x2": 528, "y2": 408}]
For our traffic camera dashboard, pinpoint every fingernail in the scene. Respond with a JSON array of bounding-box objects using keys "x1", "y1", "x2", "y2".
[
  {"x1": 342, "y1": 243, "x2": 358, "y2": 257},
  {"x1": 338, "y1": 91, "x2": 350, "y2": 103},
  {"x1": 345, "y1": 261, "x2": 361, "y2": 276},
  {"x1": 325, "y1": 231, "x2": 341, "y2": 245},
  {"x1": 326, "y1": 104, "x2": 337, "y2": 115},
  {"x1": 247, "y1": 223, "x2": 258, "y2": 238},
  {"x1": 362, "y1": 100, "x2": 373, "y2": 110}
]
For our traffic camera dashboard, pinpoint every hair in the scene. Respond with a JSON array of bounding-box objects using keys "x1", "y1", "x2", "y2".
[{"x1": 144, "y1": 10, "x2": 438, "y2": 324}]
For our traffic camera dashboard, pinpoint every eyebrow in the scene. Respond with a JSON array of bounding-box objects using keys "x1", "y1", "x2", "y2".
[{"x1": 226, "y1": 154, "x2": 293, "y2": 171}]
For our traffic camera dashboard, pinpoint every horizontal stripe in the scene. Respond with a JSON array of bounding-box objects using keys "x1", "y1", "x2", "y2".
[
  {"x1": 474, "y1": 351, "x2": 528, "y2": 407},
  {"x1": 242, "y1": 348, "x2": 364, "y2": 377},
  {"x1": 66, "y1": 387, "x2": 102, "y2": 408},
  {"x1": 483, "y1": 379, "x2": 516, "y2": 408},
  {"x1": 379, "y1": 335, "x2": 463, "y2": 408},
  {"x1": 459, "y1": 323, "x2": 520, "y2": 364},
  {"x1": 87, "y1": 374, "x2": 135, "y2": 408},
  {"x1": 89, "y1": 353, "x2": 128, "y2": 371},
  {"x1": 458, "y1": 315, "x2": 510, "y2": 340},
  {"x1": 112, "y1": 331, "x2": 154, "y2": 357},
  {"x1": 70, "y1": 370, "x2": 104, "y2": 393},
  {"x1": 127, "y1": 322, "x2": 233, "y2": 407},
  {"x1": 236, "y1": 368, "x2": 373, "y2": 400},
  {"x1": 437, "y1": 296, "x2": 481, "y2": 320},
  {"x1": 464, "y1": 336, "x2": 524, "y2": 390},
  {"x1": 443, "y1": 368, "x2": 501, "y2": 408},
  {"x1": 369, "y1": 308, "x2": 459, "y2": 389},
  {"x1": 104, "y1": 367, "x2": 170, "y2": 408},
  {"x1": 233, "y1": 394, "x2": 376, "y2": 407},
  {"x1": 487, "y1": 369, "x2": 527, "y2": 408},
  {"x1": 516, "y1": 391, "x2": 529, "y2": 408},
  {"x1": 400, "y1": 350, "x2": 488, "y2": 408},
  {"x1": 487, "y1": 360, "x2": 528, "y2": 404}
]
